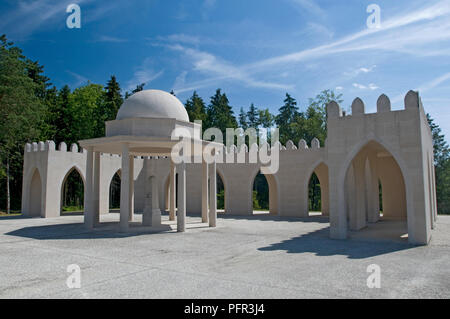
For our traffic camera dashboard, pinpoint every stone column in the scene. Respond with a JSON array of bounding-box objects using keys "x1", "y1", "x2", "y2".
[
  {"x1": 366, "y1": 153, "x2": 380, "y2": 223},
  {"x1": 329, "y1": 165, "x2": 347, "y2": 239},
  {"x1": 209, "y1": 160, "x2": 217, "y2": 227},
  {"x1": 120, "y1": 144, "x2": 132, "y2": 232},
  {"x1": 128, "y1": 155, "x2": 134, "y2": 222},
  {"x1": 177, "y1": 162, "x2": 186, "y2": 232},
  {"x1": 169, "y1": 160, "x2": 176, "y2": 221},
  {"x1": 143, "y1": 175, "x2": 162, "y2": 227},
  {"x1": 350, "y1": 155, "x2": 368, "y2": 230},
  {"x1": 92, "y1": 151, "x2": 101, "y2": 226},
  {"x1": 201, "y1": 158, "x2": 209, "y2": 223},
  {"x1": 84, "y1": 146, "x2": 94, "y2": 229}
]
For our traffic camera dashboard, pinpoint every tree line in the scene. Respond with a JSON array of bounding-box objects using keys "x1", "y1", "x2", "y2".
[{"x1": 1, "y1": 34, "x2": 449, "y2": 214}]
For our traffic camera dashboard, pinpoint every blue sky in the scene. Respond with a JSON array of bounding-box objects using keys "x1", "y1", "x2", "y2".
[{"x1": 1, "y1": 0, "x2": 450, "y2": 141}]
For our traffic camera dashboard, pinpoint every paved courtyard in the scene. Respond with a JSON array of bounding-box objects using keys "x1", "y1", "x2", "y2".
[{"x1": 0, "y1": 212, "x2": 449, "y2": 298}]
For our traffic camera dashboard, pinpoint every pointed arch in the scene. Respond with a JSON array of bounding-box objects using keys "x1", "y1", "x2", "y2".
[
  {"x1": 216, "y1": 167, "x2": 227, "y2": 213},
  {"x1": 341, "y1": 139, "x2": 409, "y2": 239},
  {"x1": 250, "y1": 167, "x2": 279, "y2": 215},
  {"x1": 109, "y1": 169, "x2": 121, "y2": 210},
  {"x1": 304, "y1": 161, "x2": 329, "y2": 216},
  {"x1": 60, "y1": 166, "x2": 86, "y2": 214},
  {"x1": 28, "y1": 168, "x2": 43, "y2": 217}
]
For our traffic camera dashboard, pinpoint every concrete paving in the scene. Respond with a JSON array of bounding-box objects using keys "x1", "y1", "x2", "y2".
[{"x1": 0, "y1": 212, "x2": 449, "y2": 299}]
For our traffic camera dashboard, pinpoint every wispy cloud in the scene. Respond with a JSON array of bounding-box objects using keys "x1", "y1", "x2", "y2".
[
  {"x1": 353, "y1": 83, "x2": 379, "y2": 90},
  {"x1": 96, "y1": 35, "x2": 128, "y2": 43},
  {"x1": 289, "y1": 0, "x2": 326, "y2": 18},
  {"x1": 418, "y1": 72, "x2": 450, "y2": 92},
  {"x1": 298, "y1": 22, "x2": 334, "y2": 39},
  {"x1": 172, "y1": 71, "x2": 188, "y2": 93},
  {"x1": 167, "y1": 44, "x2": 294, "y2": 93},
  {"x1": 247, "y1": 0, "x2": 450, "y2": 70},
  {"x1": 202, "y1": 0, "x2": 216, "y2": 20},
  {"x1": 392, "y1": 71, "x2": 450, "y2": 103},
  {"x1": 0, "y1": 0, "x2": 83, "y2": 38},
  {"x1": 344, "y1": 65, "x2": 377, "y2": 77},
  {"x1": 154, "y1": 34, "x2": 202, "y2": 46},
  {"x1": 0, "y1": 0, "x2": 121, "y2": 38},
  {"x1": 66, "y1": 70, "x2": 89, "y2": 87},
  {"x1": 126, "y1": 58, "x2": 164, "y2": 91}
]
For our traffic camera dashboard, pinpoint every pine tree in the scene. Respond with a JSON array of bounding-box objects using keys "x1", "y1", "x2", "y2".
[
  {"x1": 427, "y1": 114, "x2": 450, "y2": 214},
  {"x1": 206, "y1": 89, "x2": 237, "y2": 135},
  {"x1": 50, "y1": 85, "x2": 72, "y2": 144},
  {"x1": 238, "y1": 107, "x2": 248, "y2": 130},
  {"x1": 104, "y1": 76, "x2": 123, "y2": 118},
  {"x1": 275, "y1": 93, "x2": 299, "y2": 144},
  {"x1": 98, "y1": 76, "x2": 123, "y2": 136},
  {"x1": 125, "y1": 83, "x2": 145, "y2": 99},
  {"x1": 185, "y1": 91, "x2": 207, "y2": 125},
  {"x1": 258, "y1": 108, "x2": 274, "y2": 143},
  {"x1": 247, "y1": 103, "x2": 259, "y2": 128},
  {"x1": 0, "y1": 35, "x2": 46, "y2": 212}
]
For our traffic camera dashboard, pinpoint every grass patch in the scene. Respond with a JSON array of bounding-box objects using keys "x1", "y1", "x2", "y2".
[
  {"x1": 62, "y1": 206, "x2": 84, "y2": 212},
  {"x1": 0, "y1": 210, "x2": 22, "y2": 216}
]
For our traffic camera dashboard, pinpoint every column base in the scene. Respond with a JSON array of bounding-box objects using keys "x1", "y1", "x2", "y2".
[{"x1": 143, "y1": 209, "x2": 161, "y2": 227}]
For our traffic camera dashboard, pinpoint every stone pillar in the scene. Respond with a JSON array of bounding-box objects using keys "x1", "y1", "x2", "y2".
[
  {"x1": 329, "y1": 165, "x2": 347, "y2": 239},
  {"x1": 84, "y1": 147, "x2": 94, "y2": 229},
  {"x1": 177, "y1": 162, "x2": 186, "y2": 232},
  {"x1": 93, "y1": 151, "x2": 101, "y2": 226},
  {"x1": 209, "y1": 160, "x2": 217, "y2": 227},
  {"x1": 169, "y1": 160, "x2": 176, "y2": 221},
  {"x1": 143, "y1": 175, "x2": 161, "y2": 227},
  {"x1": 350, "y1": 155, "x2": 368, "y2": 230},
  {"x1": 120, "y1": 144, "x2": 132, "y2": 232},
  {"x1": 201, "y1": 158, "x2": 209, "y2": 223},
  {"x1": 128, "y1": 155, "x2": 134, "y2": 222},
  {"x1": 366, "y1": 154, "x2": 380, "y2": 223}
]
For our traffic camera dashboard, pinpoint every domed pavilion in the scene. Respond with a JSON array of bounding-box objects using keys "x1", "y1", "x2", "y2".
[{"x1": 79, "y1": 89, "x2": 222, "y2": 232}]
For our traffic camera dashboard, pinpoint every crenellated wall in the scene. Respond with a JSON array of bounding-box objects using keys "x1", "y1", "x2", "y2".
[{"x1": 21, "y1": 90, "x2": 437, "y2": 245}]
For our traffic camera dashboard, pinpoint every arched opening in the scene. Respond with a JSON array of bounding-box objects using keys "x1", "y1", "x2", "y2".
[
  {"x1": 378, "y1": 180, "x2": 383, "y2": 217},
  {"x1": 109, "y1": 170, "x2": 121, "y2": 211},
  {"x1": 252, "y1": 171, "x2": 278, "y2": 215},
  {"x1": 164, "y1": 173, "x2": 178, "y2": 213},
  {"x1": 29, "y1": 169, "x2": 42, "y2": 217},
  {"x1": 307, "y1": 163, "x2": 329, "y2": 217},
  {"x1": 61, "y1": 168, "x2": 84, "y2": 214},
  {"x1": 344, "y1": 140, "x2": 407, "y2": 240},
  {"x1": 216, "y1": 171, "x2": 225, "y2": 213}
]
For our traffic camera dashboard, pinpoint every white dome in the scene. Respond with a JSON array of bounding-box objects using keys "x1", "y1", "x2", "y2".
[{"x1": 116, "y1": 89, "x2": 189, "y2": 122}]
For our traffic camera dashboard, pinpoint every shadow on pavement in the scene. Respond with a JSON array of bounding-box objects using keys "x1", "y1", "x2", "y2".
[{"x1": 258, "y1": 226, "x2": 415, "y2": 259}]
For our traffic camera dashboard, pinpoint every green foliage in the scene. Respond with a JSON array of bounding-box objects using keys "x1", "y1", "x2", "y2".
[
  {"x1": 427, "y1": 114, "x2": 450, "y2": 214},
  {"x1": 0, "y1": 35, "x2": 46, "y2": 210},
  {"x1": 101, "y1": 76, "x2": 123, "y2": 127},
  {"x1": 62, "y1": 169, "x2": 84, "y2": 209},
  {"x1": 185, "y1": 91, "x2": 207, "y2": 127},
  {"x1": 125, "y1": 83, "x2": 145, "y2": 99},
  {"x1": 308, "y1": 173, "x2": 322, "y2": 211},
  {"x1": 238, "y1": 107, "x2": 248, "y2": 130},
  {"x1": 275, "y1": 93, "x2": 299, "y2": 144},
  {"x1": 217, "y1": 173, "x2": 224, "y2": 209},
  {"x1": 206, "y1": 89, "x2": 237, "y2": 135},
  {"x1": 217, "y1": 190, "x2": 225, "y2": 210},
  {"x1": 253, "y1": 173, "x2": 269, "y2": 210},
  {"x1": 109, "y1": 172, "x2": 121, "y2": 209}
]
